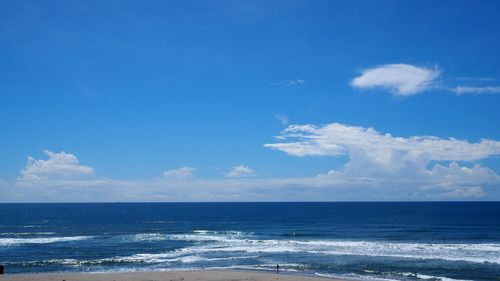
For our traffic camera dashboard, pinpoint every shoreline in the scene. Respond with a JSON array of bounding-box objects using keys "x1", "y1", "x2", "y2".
[{"x1": 1, "y1": 269, "x2": 349, "y2": 281}]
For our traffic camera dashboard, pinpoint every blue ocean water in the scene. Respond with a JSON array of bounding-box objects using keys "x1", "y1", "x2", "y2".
[{"x1": 0, "y1": 202, "x2": 499, "y2": 281}]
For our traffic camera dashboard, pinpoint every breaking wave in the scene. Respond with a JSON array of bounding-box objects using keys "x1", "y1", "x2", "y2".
[
  {"x1": 0, "y1": 236, "x2": 92, "y2": 246},
  {"x1": 3, "y1": 229, "x2": 499, "y2": 281},
  {"x1": 148, "y1": 230, "x2": 500, "y2": 265}
]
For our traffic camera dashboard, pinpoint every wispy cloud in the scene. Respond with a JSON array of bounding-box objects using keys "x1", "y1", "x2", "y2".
[
  {"x1": 453, "y1": 86, "x2": 500, "y2": 95},
  {"x1": 454, "y1": 77, "x2": 497, "y2": 82},
  {"x1": 225, "y1": 165, "x2": 255, "y2": 178},
  {"x1": 271, "y1": 79, "x2": 307, "y2": 87},
  {"x1": 163, "y1": 167, "x2": 195, "y2": 180},
  {"x1": 274, "y1": 114, "x2": 289, "y2": 125},
  {"x1": 351, "y1": 64, "x2": 441, "y2": 96}
]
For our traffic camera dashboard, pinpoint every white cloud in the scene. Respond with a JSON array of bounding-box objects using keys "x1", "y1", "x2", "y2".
[
  {"x1": 6, "y1": 140, "x2": 500, "y2": 202},
  {"x1": 453, "y1": 86, "x2": 500, "y2": 95},
  {"x1": 163, "y1": 167, "x2": 195, "y2": 180},
  {"x1": 426, "y1": 162, "x2": 499, "y2": 186},
  {"x1": 438, "y1": 186, "x2": 486, "y2": 198},
  {"x1": 18, "y1": 150, "x2": 94, "y2": 181},
  {"x1": 226, "y1": 165, "x2": 255, "y2": 178},
  {"x1": 351, "y1": 64, "x2": 441, "y2": 96},
  {"x1": 272, "y1": 79, "x2": 307, "y2": 87},
  {"x1": 265, "y1": 123, "x2": 500, "y2": 196},
  {"x1": 265, "y1": 123, "x2": 500, "y2": 164}
]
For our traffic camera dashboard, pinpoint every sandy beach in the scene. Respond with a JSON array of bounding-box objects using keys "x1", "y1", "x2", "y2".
[{"x1": 2, "y1": 270, "x2": 346, "y2": 281}]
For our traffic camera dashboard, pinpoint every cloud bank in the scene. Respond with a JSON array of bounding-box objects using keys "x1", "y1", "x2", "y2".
[
  {"x1": 5, "y1": 126, "x2": 500, "y2": 203},
  {"x1": 351, "y1": 64, "x2": 441, "y2": 96}
]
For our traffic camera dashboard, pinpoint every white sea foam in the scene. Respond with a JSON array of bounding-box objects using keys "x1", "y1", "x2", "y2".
[
  {"x1": 95, "y1": 230, "x2": 500, "y2": 274},
  {"x1": 315, "y1": 272, "x2": 400, "y2": 281},
  {"x1": 159, "y1": 231, "x2": 500, "y2": 264},
  {"x1": 305, "y1": 241, "x2": 500, "y2": 264},
  {"x1": 45, "y1": 258, "x2": 80, "y2": 265},
  {"x1": 8, "y1": 229, "x2": 497, "y2": 277},
  {"x1": 0, "y1": 232, "x2": 55, "y2": 236},
  {"x1": 107, "y1": 249, "x2": 260, "y2": 265},
  {"x1": 111, "y1": 233, "x2": 170, "y2": 243},
  {"x1": 402, "y1": 272, "x2": 473, "y2": 281},
  {"x1": 130, "y1": 233, "x2": 168, "y2": 241},
  {"x1": 0, "y1": 236, "x2": 92, "y2": 246}
]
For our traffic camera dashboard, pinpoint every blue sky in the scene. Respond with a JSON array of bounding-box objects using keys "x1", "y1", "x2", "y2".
[{"x1": 1, "y1": 0, "x2": 500, "y2": 202}]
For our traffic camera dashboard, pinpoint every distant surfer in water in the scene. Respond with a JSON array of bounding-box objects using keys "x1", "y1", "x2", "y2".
[{"x1": 276, "y1": 264, "x2": 280, "y2": 274}]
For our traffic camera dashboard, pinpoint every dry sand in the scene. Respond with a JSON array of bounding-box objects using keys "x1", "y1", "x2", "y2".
[{"x1": 1, "y1": 270, "x2": 347, "y2": 281}]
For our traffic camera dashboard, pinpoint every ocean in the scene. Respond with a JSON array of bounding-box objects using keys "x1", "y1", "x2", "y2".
[{"x1": 0, "y1": 202, "x2": 499, "y2": 281}]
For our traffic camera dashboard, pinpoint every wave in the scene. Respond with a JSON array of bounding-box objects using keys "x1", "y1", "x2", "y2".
[
  {"x1": 192, "y1": 230, "x2": 252, "y2": 235},
  {"x1": 67, "y1": 230, "x2": 497, "y2": 268},
  {"x1": 304, "y1": 241, "x2": 500, "y2": 264},
  {"x1": 1, "y1": 228, "x2": 496, "y2": 281},
  {"x1": 106, "y1": 251, "x2": 260, "y2": 264},
  {"x1": 0, "y1": 236, "x2": 92, "y2": 246},
  {"x1": 315, "y1": 272, "x2": 401, "y2": 281},
  {"x1": 401, "y1": 272, "x2": 473, "y2": 281},
  {"x1": 157, "y1": 231, "x2": 500, "y2": 264},
  {"x1": 127, "y1": 233, "x2": 168, "y2": 242},
  {"x1": 101, "y1": 233, "x2": 170, "y2": 243},
  {"x1": 7, "y1": 254, "x2": 262, "y2": 269},
  {"x1": 316, "y1": 272, "x2": 473, "y2": 281},
  {"x1": 116, "y1": 232, "x2": 242, "y2": 243},
  {"x1": 0, "y1": 232, "x2": 55, "y2": 236},
  {"x1": 3, "y1": 229, "x2": 499, "y2": 280},
  {"x1": 3, "y1": 229, "x2": 497, "y2": 264},
  {"x1": 192, "y1": 230, "x2": 210, "y2": 234}
]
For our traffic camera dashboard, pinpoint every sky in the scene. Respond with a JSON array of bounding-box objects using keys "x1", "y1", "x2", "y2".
[{"x1": 1, "y1": 0, "x2": 500, "y2": 202}]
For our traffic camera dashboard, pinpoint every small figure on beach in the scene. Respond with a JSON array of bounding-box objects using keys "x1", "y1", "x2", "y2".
[{"x1": 276, "y1": 264, "x2": 280, "y2": 274}]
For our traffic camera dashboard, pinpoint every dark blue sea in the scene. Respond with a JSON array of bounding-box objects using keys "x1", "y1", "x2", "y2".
[{"x1": 1, "y1": 202, "x2": 499, "y2": 281}]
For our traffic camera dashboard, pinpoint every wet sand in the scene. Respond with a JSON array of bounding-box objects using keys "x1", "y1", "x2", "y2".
[{"x1": 2, "y1": 270, "x2": 346, "y2": 281}]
